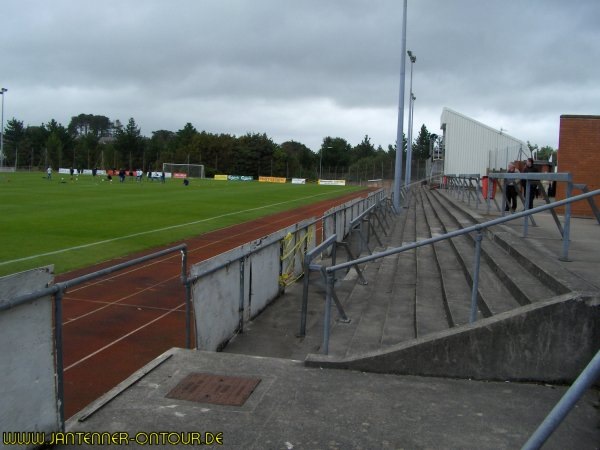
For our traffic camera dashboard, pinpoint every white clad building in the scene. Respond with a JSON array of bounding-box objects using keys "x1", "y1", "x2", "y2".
[{"x1": 440, "y1": 107, "x2": 527, "y2": 176}]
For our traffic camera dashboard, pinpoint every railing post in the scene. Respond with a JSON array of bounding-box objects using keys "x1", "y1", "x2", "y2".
[
  {"x1": 322, "y1": 268, "x2": 335, "y2": 355},
  {"x1": 238, "y1": 257, "x2": 245, "y2": 333},
  {"x1": 560, "y1": 181, "x2": 573, "y2": 261},
  {"x1": 54, "y1": 288, "x2": 66, "y2": 430},
  {"x1": 469, "y1": 230, "x2": 483, "y2": 323},
  {"x1": 181, "y1": 249, "x2": 193, "y2": 349},
  {"x1": 522, "y1": 350, "x2": 600, "y2": 450},
  {"x1": 299, "y1": 253, "x2": 311, "y2": 337},
  {"x1": 523, "y1": 181, "x2": 531, "y2": 237}
]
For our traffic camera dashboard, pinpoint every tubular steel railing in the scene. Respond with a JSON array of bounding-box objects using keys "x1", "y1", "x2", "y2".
[
  {"x1": 298, "y1": 195, "x2": 392, "y2": 340},
  {"x1": 320, "y1": 188, "x2": 600, "y2": 443},
  {"x1": 2, "y1": 244, "x2": 189, "y2": 431},
  {"x1": 187, "y1": 189, "x2": 388, "y2": 350},
  {"x1": 321, "y1": 188, "x2": 600, "y2": 356},
  {"x1": 521, "y1": 349, "x2": 600, "y2": 450}
]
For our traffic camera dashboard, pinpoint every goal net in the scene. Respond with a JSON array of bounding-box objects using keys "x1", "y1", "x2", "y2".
[{"x1": 162, "y1": 163, "x2": 205, "y2": 179}]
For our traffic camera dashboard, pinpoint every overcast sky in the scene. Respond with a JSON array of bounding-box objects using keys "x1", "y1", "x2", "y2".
[{"x1": 2, "y1": 0, "x2": 598, "y2": 152}]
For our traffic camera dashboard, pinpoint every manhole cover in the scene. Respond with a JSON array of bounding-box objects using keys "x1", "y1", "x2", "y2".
[{"x1": 166, "y1": 373, "x2": 261, "y2": 406}]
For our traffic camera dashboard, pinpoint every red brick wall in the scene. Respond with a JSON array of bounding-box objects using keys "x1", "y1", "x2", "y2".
[{"x1": 556, "y1": 115, "x2": 600, "y2": 217}]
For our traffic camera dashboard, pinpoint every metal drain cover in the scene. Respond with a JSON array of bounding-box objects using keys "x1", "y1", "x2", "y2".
[{"x1": 166, "y1": 373, "x2": 261, "y2": 406}]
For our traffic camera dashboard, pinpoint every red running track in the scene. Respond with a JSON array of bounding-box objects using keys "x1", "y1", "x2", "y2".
[{"x1": 56, "y1": 190, "x2": 373, "y2": 418}]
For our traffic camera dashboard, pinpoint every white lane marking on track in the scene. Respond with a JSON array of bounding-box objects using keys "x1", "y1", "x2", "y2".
[
  {"x1": 60, "y1": 195, "x2": 345, "y2": 370},
  {"x1": 63, "y1": 303, "x2": 185, "y2": 372},
  {"x1": 61, "y1": 198, "x2": 326, "y2": 322},
  {"x1": 62, "y1": 275, "x2": 181, "y2": 324},
  {"x1": 64, "y1": 198, "x2": 325, "y2": 294}
]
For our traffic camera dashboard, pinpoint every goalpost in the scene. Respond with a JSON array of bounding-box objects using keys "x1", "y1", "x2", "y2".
[{"x1": 162, "y1": 163, "x2": 205, "y2": 179}]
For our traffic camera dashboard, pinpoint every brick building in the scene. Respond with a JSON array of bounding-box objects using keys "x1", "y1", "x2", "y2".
[{"x1": 556, "y1": 115, "x2": 600, "y2": 217}]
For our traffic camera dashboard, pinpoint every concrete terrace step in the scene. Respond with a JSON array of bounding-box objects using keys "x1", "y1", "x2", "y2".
[
  {"x1": 423, "y1": 188, "x2": 520, "y2": 317},
  {"x1": 431, "y1": 188, "x2": 593, "y2": 296},
  {"x1": 426, "y1": 187, "x2": 557, "y2": 309},
  {"x1": 223, "y1": 185, "x2": 597, "y2": 365},
  {"x1": 322, "y1": 184, "x2": 583, "y2": 359}
]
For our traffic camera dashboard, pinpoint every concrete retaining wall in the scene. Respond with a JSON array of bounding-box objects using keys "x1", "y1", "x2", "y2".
[
  {"x1": 0, "y1": 266, "x2": 60, "y2": 448},
  {"x1": 191, "y1": 220, "x2": 316, "y2": 351},
  {"x1": 307, "y1": 292, "x2": 600, "y2": 383}
]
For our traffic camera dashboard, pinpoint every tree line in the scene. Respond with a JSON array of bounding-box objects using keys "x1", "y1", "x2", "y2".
[{"x1": 1, "y1": 113, "x2": 438, "y2": 181}]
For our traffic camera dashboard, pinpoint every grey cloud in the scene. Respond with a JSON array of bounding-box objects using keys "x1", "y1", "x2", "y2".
[{"x1": 2, "y1": 0, "x2": 599, "y2": 151}]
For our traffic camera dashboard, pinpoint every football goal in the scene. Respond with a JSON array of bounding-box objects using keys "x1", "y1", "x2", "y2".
[{"x1": 162, "y1": 163, "x2": 205, "y2": 179}]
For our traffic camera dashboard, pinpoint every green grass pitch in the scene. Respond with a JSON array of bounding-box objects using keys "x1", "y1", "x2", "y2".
[{"x1": 0, "y1": 172, "x2": 363, "y2": 277}]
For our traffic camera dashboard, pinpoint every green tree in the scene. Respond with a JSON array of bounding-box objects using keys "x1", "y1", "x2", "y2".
[
  {"x1": 71, "y1": 114, "x2": 113, "y2": 169},
  {"x1": 319, "y1": 137, "x2": 351, "y2": 179},
  {"x1": 68, "y1": 114, "x2": 112, "y2": 139},
  {"x1": 174, "y1": 123, "x2": 198, "y2": 163},
  {"x1": 207, "y1": 133, "x2": 236, "y2": 175},
  {"x1": 114, "y1": 118, "x2": 144, "y2": 169},
  {"x1": 148, "y1": 130, "x2": 176, "y2": 170},
  {"x1": 536, "y1": 145, "x2": 556, "y2": 161},
  {"x1": 235, "y1": 132, "x2": 278, "y2": 177},
  {"x1": 352, "y1": 135, "x2": 376, "y2": 160},
  {"x1": 3, "y1": 118, "x2": 25, "y2": 167},
  {"x1": 24, "y1": 125, "x2": 50, "y2": 169},
  {"x1": 412, "y1": 124, "x2": 431, "y2": 160},
  {"x1": 43, "y1": 120, "x2": 72, "y2": 169},
  {"x1": 281, "y1": 140, "x2": 314, "y2": 178}
]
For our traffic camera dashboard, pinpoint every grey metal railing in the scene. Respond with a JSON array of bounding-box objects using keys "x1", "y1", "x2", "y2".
[
  {"x1": 298, "y1": 234, "x2": 358, "y2": 337},
  {"x1": 320, "y1": 187, "x2": 600, "y2": 441},
  {"x1": 452, "y1": 172, "x2": 600, "y2": 261},
  {"x1": 320, "y1": 188, "x2": 600, "y2": 355},
  {"x1": 298, "y1": 195, "x2": 392, "y2": 342},
  {"x1": 521, "y1": 349, "x2": 600, "y2": 450},
  {"x1": 188, "y1": 189, "x2": 388, "y2": 350},
  {"x1": 1, "y1": 244, "x2": 189, "y2": 430}
]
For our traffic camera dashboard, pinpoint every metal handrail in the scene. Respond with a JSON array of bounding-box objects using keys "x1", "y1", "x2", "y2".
[
  {"x1": 327, "y1": 189, "x2": 599, "y2": 275},
  {"x1": 3, "y1": 244, "x2": 188, "y2": 431},
  {"x1": 320, "y1": 189, "x2": 600, "y2": 355},
  {"x1": 521, "y1": 349, "x2": 600, "y2": 450}
]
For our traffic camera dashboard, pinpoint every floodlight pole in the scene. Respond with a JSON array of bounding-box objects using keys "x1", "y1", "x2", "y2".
[
  {"x1": 0, "y1": 88, "x2": 6, "y2": 169},
  {"x1": 392, "y1": 0, "x2": 408, "y2": 212},
  {"x1": 405, "y1": 51, "x2": 416, "y2": 189}
]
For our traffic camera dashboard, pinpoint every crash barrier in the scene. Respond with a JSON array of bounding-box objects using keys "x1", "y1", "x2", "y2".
[
  {"x1": 447, "y1": 172, "x2": 600, "y2": 261},
  {"x1": 298, "y1": 191, "x2": 391, "y2": 337},
  {"x1": 188, "y1": 189, "x2": 389, "y2": 351},
  {"x1": 320, "y1": 188, "x2": 600, "y2": 355},
  {"x1": 0, "y1": 245, "x2": 188, "y2": 439},
  {"x1": 522, "y1": 349, "x2": 600, "y2": 450},
  {"x1": 444, "y1": 174, "x2": 484, "y2": 209}
]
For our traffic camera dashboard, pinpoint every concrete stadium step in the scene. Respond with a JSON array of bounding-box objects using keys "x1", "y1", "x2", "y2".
[
  {"x1": 427, "y1": 188, "x2": 561, "y2": 303},
  {"x1": 413, "y1": 189, "x2": 451, "y2": 336},
  {"x1": 328, "y1": 181, "x2": 570, "y2": 359},
  {"x1": 231, "y1": 184, "x2": 588, "y2": 360},
  {"x1": 325, "y1": 195, "x2": 416, "y2": 357},
  {"x1": 434, "y1": 188, "x2": 599, "y2": 296},
  {"x1": 417, "y1": 188, "x2": 473, "y2": 327},
  {"x1": 423, "y1": 187, "x2": 550, "y2": 316}
]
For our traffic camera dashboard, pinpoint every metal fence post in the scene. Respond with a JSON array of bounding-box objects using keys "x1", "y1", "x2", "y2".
[
  {"x1": 322, "y1": 268, "x2": 335, "y2": 355},
  {"x1": 180, "y1": 249, "x2": 192, "y2": 349},
  {"x1": 469, "y1": 230, "x2": 483, "y2": 323},
  {"x1": 238, "y1": 258, "x2": 245, "y2": 333},
  {"x1": 522, "y1": 350, "x2": 600, "y2": 450},
  {"x1": 54, "y1": 288, "x2": 66, "y2": 430},
  {"x1": 560, "y1": 181, "x2": 573, "y2": 261}
]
